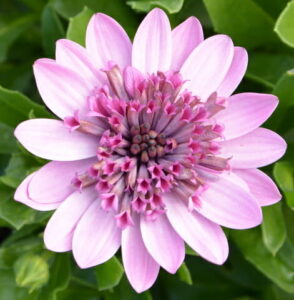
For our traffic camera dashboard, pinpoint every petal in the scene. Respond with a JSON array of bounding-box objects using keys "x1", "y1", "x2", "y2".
[
  {"x1": 123, "y1": 66, "x2": 144, "y2": 98},
  {"x1": 216, "y1": 47, "x2": 248, "y2": 97},
  {"x1": 15, "y1": 119, "x2": 98, "y2": 161},
  {"x1": 44, "y1": 187, "x2": 96, "y2": 252},
  {"x1": 56, "y1": 39, "x2": 105, "y2": 86},
  {"x1": 197, "y1": 176, "x2": 262, "y2": 229},
  {"x1": 181, "y1": 34, "x2": 234, "y2": 100},
  {"x1": 216, "y1": 93, "x2": 278, "y2": 140},
  {"x1": 73, "y1": 200, "x2": 121, "y2": 268},
  {"x1": 14, "y1": 172, "x2": 60, "y2": 211},
  {"x1": 233, "y1": 169, "x2": 282, "y2": 206},
  {"x1": 86, "y1": 13, "x2": 131, "y2": 68},
  {"x1": 140, "y1": 214, "x2": 185, "y2": 274},
  {"x1": 29, "y1": 159, "x2": 95, "y2": 203},
  {"x1": 132, "y1": 8, "x2": 172, "y2": 74},
  {"x1": 164, "y1": 192, "x2": 228, "y2": 265},
  {"x1": 171, "y1": 17, "x2": 203, "y2": 71},
  {"x1": 122, "y1": 216, "x2": 160, "y2": 293},
  {"x1": 220, "y1": 128, "x2": 287, "y2": 168},
  {"x1": 33, "y1": 59, "x2": 90, "y2": 119}
]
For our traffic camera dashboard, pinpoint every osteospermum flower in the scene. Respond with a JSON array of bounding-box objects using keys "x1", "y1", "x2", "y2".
[{"x1": 14, "y1": 8, "x2": 286, "y2": 292}]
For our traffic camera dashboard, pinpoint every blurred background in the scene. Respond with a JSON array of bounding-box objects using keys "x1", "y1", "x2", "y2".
[{"x1": 0, "y1": 0, "x2": 294, "y2": 299}]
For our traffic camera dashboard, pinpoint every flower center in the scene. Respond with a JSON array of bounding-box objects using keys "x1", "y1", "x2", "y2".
[{"x1": 64, "y1": 64, "x2": 229, "y2": 228}]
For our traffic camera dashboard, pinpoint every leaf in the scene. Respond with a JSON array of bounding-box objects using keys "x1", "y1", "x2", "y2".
[
  {"x1": 185, "y1": 244, "x2": 198, "y2": 256},
  {"x1": 95, "y1": 256, "x2": 124, "y2": 291},
  {"x1": 273, "y1": 162, "x2": 294, "y2": 207},
  {"x1": 14, "y1": 253, "x2": 50, "y2": 293},
  {"x1": 0, "y1": 183, "x2": 37, "y2": 230},
  {"x1": 246, "y1": 53, "x2": 294, "y2": 88},
  {"x1": 66, "y1": 7, "x2": 94, "y2": 46},
  {"x1": 0, "y1": 269, "x2": 33, "y2": 300},
  {"x1": 0, "y1": 14, "x2": 37, "y2": 63},
  {"x1": 41, "y1": 3, "x2": 65, "y2": 57},
  {"x1": 0, "y1": 123, "x2": 17, "y2": 154},
  {"x1": 254, "y1": 0, "x2": 289, "y2": 18},
  {"x1": 261, "y1": 202, "x2": 286, "y2": 255},
  {"x1": 274, "y1": 0, "x2": 294, "y2": 48},
  {"x1": 127, "y1": 0, "x2": 184, "y2": 14},
  {"x1": 36, "y1": 253, "x2": 72, "y2": 300},
  {"x1": 51, "y1": 0, "x2": 138, "y2": 37},
  {"x1": 269, "y1": 69, "x2": 294, "y2": 131},
  {"x1": 106, "y1": 276, "x2": 153, "y2": 300},
  {"x1": 176, "y1": 263, "x2": 193, "y2": 285},
  {"x1": 0, "y1": 153, "x2": 40, "y2": 188},
  {"x1": 0, "y1": 85, "x2": 52, "y2": 127},
  {"x1": 203, "y1": 0, "x2": 279, "y2": 49},
  {"x1": 56, "y1": 279, "x2": 100, "y2": 300},
  {"x1": 0, "y1": 236, "x2": 44, "y2": 269},
  {"x1": 231, "y1": 228, "x2": 294, "y2": 293}
]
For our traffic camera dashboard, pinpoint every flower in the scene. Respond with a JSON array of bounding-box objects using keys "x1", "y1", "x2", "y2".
[{"x1": 14, "y1": 8, "x2": 286, "y2": 293}]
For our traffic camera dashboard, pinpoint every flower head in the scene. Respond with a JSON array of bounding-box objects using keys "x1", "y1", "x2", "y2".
[{"x1": 14, "y1": 8, "x2": 286, "y2": 293}]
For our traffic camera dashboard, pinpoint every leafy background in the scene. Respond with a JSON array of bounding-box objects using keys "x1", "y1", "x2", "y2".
[{"x1": 0, "y1": 0, "x2": 294, "y2": 299}]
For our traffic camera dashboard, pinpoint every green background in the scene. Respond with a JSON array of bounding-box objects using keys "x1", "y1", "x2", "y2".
[{"x1": 1, "y1": 0, "x2": 294, "y2": 299}]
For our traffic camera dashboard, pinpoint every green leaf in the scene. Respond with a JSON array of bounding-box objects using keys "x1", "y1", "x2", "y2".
[
  {"x1": 127, "y1": 0, "x2": 184, "y2": 14},
  {"x1": 0, "y1": 269, "x2": 33, "y2": 300},
  {"x1": 0, "y1": 153, "x2": 40, "y2": 188},
  {"x1": 0, "y1": 183, "x2": 37, "y2": 229},
  {"x1": 0, "y1": 123, "x2": 17, "y2": 154},
  {"x1": 269, "y1": 69, "x2": 294, "y2": 131},
  {"x1": 273, "y1": 162, "x2": 294, "y2": 207},
  {"x1": 66, "y1": 7, "x2": 94, "y2": 46},
  {"x1": 106, "y1": 276, "x2": 153, "y2": 300},
  {"x1": 0, "y1": 85, "x2": 52, "y2": 127},
  {"x1": 176, "y1": 263, "x2": 193, "y2": 285},
  {"x1": 51, "y1": 0, "x2": 138, "y2": 37},
  {"x1": 41, "y1": 3, "x2": 65, "y2": 57},
  {"x1": 203, "y1": 0, "x2": 278, "y2": 49},
  {"x1": 246, "y1": 53, "x2": 294, "y2": 88},
  {"x1": 261, "y1": 202, "x2": 286, "y2": 255},
  {"x1": 274, "y1": 0, "x2": 294, "y2": 48},
  {"x1": 185, "y1": 244, "x2": 198, "y2": 256},
  {"x1": 0, "y1": 236, "x2": 44, "y2": 269},
  {"x1": 56, "y1": 279, "x2": 100, "y2": 300},
  {"x1": 231, "y1": 228, "x2": 294, "y2": 293},
  {"x1": 95, "y1": 256, "x2": 124, "y2": 291},
  {"x1": 0, "y1": 14, "x2": 37, "y2": 63},
  {"x1": 14, "y1": 253, "x2": 49, "y2": 293},
  {"x1": 36, "y1": 254, "x2": 72, "y2": 300}
]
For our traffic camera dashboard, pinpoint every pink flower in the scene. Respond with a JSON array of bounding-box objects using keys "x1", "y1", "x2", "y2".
[{"x1": 14, "y1": 8, "x2": 286, "y2": 293}]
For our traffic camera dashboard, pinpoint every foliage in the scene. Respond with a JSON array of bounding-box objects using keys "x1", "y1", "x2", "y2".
[{"x1": 0, "y1": 0, "x2": 294, "y2": 299}]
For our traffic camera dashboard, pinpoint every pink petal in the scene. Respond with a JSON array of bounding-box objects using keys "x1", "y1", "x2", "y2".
[
  {"x1": 164, "y1": 192, "x2": 228, "y2": 265},
  {"x1": 44, "y1": 187, "x2": 96, "y2": 252},
  {"x1": 220, "y1": 128, "x2": 287, "y2": 168},
  {"x1": 216, "y1": 47, "x2": 248, "y2": 97},
  {"x1": 233, "y1": 169, "x2": 282, "y2": 206},
  {"x1": 14, "y1": 172, "x2": 60, "y2": 211},
  {"x1": 56, "y1": 39, "x2": 105, "y2": 86},
  {"x1": 171, "y1": 16, "x2": 203, "y2": 71},
  {"x1": 181, "y1": 34, "x2": 234, "y2": 100},
  {"x1": 140, "y1": 214, "x2": 185, "y2": 274},
  {"x1": 14, "y1": 119, "x2": 98, "y2": 161},
  {"x1": 86, "y1": 13, "x2": 131, "y2": 68},
  {"x1": 197, "y1": 176, "x2": 262, "y2": 229},
  {"x1": 216, "y1": 93, "x2": 278, "y2": 140},
  {"x1": 123, "y1": 66, "x2": 144, "y2": 98},
  {"x1": 73, "y1": 200, "x2": 121, "y2": 268},
  {"x1": 29, "y1": 159, "x2": 95, "y2": 203},
  {"x1": 33, "y1": 59, "x2": 90, "y2": 119},
  {"x1": 122, "y1": 215, "x2": 160, "y2": 293},
  {"x1": 132, "y1": 8, "x2": 172, "y2": 74}
]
